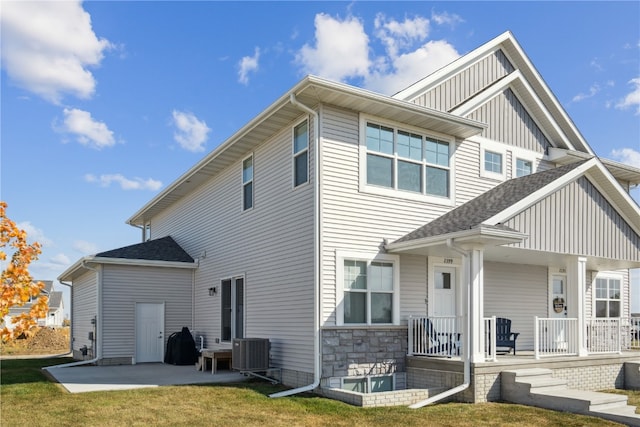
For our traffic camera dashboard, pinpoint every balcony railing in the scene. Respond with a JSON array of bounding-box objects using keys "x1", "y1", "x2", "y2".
[{"x1": 408, "y1": 316, "x2": 461, "y2": 357}]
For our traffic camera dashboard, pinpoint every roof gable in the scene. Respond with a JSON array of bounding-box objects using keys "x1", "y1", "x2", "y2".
[
  {"x1": 393, "y1": 31, "x2": 593, "y2": 155},
  {"x1": 96, "y1": 236, "x2": 194, "y2": 263}
]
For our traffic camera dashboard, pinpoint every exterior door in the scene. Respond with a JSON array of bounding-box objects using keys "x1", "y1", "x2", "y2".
[
  {"x1": 221, "y1": 277, "x2": 244, "y2": 342},
  {"x1": 549, "y1": 274, "x2": 567, "y2": 349},
  {"x1": 433, "y1": 266, "x2": 456, "y2": 317},
  {"x1": 135, "y1": 302, "x2": 164, "y2": 363}
]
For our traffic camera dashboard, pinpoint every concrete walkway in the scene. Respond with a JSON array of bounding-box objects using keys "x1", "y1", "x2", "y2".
[{"x1": 43, "y1": 363, "x2": 247, "y2": 393}]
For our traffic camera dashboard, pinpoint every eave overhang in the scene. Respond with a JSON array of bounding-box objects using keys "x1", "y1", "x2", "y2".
[
  {"x1": 385, "y1": 225, "x2": 527, "y2": 256},
  {"x1": 548, "y1": 147, "x2": 640, "y2": 187},
  {"x1": 57, "y1": 256, "x2": 198, "y2": 283},
  {"x1": 127, "y1": 75, "x2": 486, "y2": 227}
]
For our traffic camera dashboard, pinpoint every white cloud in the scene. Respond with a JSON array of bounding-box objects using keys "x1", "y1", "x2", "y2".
[
  {"x1": 366, "y1": 39, "x2": 460, "y2": 95},
  {"x1": 238, "y1": 47, "x2": 260, "y2": 85},
  {"x1": 610, "y1": 147, "x2": 640, "y2": 168},
  {"x1": 0, "y1": 0, "x2": 111, "y2": 104},
  {"x1": 572, "y1": 84, "x2": 601, "y2": 103},
  {"x1": 62, "y1": 108, "x2": 115, "y2": 149},
  {"x1": 72, "y1": 240, "x2": 98, "y2": 255},
  {"x1": 295, "y1": 12, "x2": 460, "y2": 95},
  {"x1": 374, "y1": 14, "x2": 430, "y2": 58},
  {"x1": 85, "y1": 173, "x2": 162, "y2": 191},
  {"x1": 171, "y1": 110, "x2": 210, "y2": 152},
  {"x1": 50, "y1": 253, "x2": 72, "y2": 266},
  {"x1": 616, "y1": 77, "x2": 640, "y2": 115},
  {"x1": 296, "y1": 13, "x2": 370, "y2": 82},
  {"x1": 430, "y1": 10, "x2": 464, "y2": 27},
  {"x1": 15, "y1": 222, "x2": 53, "y2": 247}
]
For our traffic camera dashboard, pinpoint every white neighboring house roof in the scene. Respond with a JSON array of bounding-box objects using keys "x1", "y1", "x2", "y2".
[{"x1": 126, "y1": 75, "x2": 486, "y2": 227}]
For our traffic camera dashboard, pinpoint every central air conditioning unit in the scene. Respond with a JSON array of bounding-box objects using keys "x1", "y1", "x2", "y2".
[{"x1": 232, "y1": 338, "x2": 270, "y2": 371}]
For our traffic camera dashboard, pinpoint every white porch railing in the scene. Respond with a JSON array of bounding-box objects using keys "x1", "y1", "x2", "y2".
[
  {"x1": 587, "y1": 317, "x2": 640, "y2": 353},
  {"x1": 484, "y1": 316, "x2": 497, "y2": 362},
  {"x1": 534, "y1": 317, "x2": 579, "y2": 359},
  {"x1": 408, "y1": 316, "x2": 462, "y2": 357}
]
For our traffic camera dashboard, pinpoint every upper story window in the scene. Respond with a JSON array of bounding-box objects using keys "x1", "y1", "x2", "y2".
[
  {"x1": 293, "y1": 120, "x2": 309, "y2": 187},
  {"x1": 515, "y1": 158, "x2": 533, "y2": 177},
  {"x1": 242, "y1": 155, "x2": 253, "y2": 211},
  {"x1": 595, "y1": 276, "x2": 621, "y2": 318},
  {"x1": 484, "y1": 150, "x2": 503, "y2": 174},
  {"x1": 365, "y1": 122, "x2": 451, "y2": 198}
]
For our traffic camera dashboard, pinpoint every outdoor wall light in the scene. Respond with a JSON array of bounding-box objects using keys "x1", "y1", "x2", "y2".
[{"x1": 208, "y1": 286, "x2": 217, "y2": 296}]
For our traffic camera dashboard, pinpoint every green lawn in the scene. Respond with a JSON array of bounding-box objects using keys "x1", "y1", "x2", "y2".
[{"x1": 0, "y1": 358, "x2": 629, "y2": 427}]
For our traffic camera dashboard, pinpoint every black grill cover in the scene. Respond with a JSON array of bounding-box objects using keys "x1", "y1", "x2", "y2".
[{"x1": 164, "y1": 327, "x2": 198, "y2": 365}]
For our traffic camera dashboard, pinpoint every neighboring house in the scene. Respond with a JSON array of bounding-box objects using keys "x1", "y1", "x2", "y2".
[
  {"x1": 3, "y1": 280, "x2": 65, "y2": 330},
  {"x1": 59, "y1": 32, "x2": 640, "y2": 404}
]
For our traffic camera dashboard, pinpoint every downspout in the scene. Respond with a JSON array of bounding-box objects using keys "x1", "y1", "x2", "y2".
[
  {"x1": 409, "y1": 238, "x2": 471, "y2": 408},
  {"x1": 46, "y1": 260, "x2": 102, "y2": 369},
  {"x1": 270, "y1": 94, "x2": 321, "y2": 398}
]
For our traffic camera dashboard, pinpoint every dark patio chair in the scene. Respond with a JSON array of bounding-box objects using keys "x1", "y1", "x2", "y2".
[
  {"x1": 494, "y1": 317, "x2": 520, "y2": 355},
  {"x1": 424, "y1": 318, "x2": 460, "y2": 357}
]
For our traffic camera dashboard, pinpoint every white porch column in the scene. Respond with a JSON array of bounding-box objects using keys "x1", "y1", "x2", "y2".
[
  {"x1": 468, "y1": 246, "x2": 485, "y2": 363},
  {"x1": 567, "y1": 256, "x2": 588, "y2": 357}
]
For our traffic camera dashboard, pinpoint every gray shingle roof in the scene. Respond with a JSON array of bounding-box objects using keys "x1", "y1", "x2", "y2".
[
  {"x1": 48, "y1": 291, "x2": 63, "y2": 310},
  {"x1": 393, "y1": 160, "x2": 588, "y2": 244},
  {"x1": 96, "y1": 236, "x2": 194, "y2": 263}
]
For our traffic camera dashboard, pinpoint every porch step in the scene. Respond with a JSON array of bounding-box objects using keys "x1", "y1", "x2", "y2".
[{"x1": 502, "y1": 368, "x2": 640, "y2": 426}]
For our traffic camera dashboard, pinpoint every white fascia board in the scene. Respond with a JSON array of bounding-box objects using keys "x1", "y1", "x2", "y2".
[
  {"x1": 392, "y1": 31, "x2": 513, "y2": 101},
  {"x1": 451, "y1": 70, "x2": 575, "y2": 151},
  {"x1": 91, "y1": 257, "x2": 199, "y2": 269},
  {"x1": 57, "y1": 256, "x2": 92, "y2": 283},
  {"x1": 385, "y1": 226, "x2": 526, "y2": 253}
]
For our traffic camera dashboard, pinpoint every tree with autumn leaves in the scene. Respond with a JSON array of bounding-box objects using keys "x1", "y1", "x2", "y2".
[{"x1": 1, "y1": 201, "x2": 48, "y2": 341}]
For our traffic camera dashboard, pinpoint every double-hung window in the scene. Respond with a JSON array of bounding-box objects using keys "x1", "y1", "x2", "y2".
[
  {"x1": 595, "y1": 276, "x2": 621, "y2": 318},
  {"x1": 293, "y1": 120, "x2": 309, "y2": 187},
  {"x1": 338, "y1": 252, "x2": 399, "y2": 325},
  {"x1": 365, "y1": 122, "x2": 451, "y2": 198},
  {"x1": 242, "y1": 155, "x2": 253, "y2": 211}
]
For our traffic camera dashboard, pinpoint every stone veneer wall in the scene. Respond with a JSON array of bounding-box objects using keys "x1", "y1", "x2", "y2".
[{"x1": 321, "y1": 327, "x2": 408, "y2": 378}]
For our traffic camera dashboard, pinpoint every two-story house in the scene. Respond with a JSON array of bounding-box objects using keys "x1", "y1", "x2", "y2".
[{"x1": 59, "y1": 31, "x2": 640, "y2": 405}]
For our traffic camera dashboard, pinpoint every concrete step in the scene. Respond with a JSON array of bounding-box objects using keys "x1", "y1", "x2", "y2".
[
  {"x1": 594, "y1": 406, "x2": 640, "y2": 427},
  {"x1": 534, "y1": 388, "x2": 627, "y2": 413}
]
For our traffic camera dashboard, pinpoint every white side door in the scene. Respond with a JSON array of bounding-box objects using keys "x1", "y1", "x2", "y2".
[
  {"x1": 549, "y1": 274, "x2": 567, "y2": 349},
  {"x1": 433, "y1": 266, "x2": 457, "y2": 317},
  {"x1": 135, "y1": 302, "x2": 164, "y2": 363}
]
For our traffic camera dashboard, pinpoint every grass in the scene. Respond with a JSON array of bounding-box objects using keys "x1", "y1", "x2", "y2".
[{"x1": 0, "y1": 358, "x2": 630, "y2": 427}]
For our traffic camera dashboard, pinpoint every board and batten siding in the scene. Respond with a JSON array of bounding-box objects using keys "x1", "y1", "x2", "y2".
[
  {"x1": 466, "y1": 88, "x2": 550, "y2": 153},
  {"x1": 408, "y1": 50, "x2": 515, "y2": 112},
  {"x1": 484, "y1": 261, "x2": 547, "y2": 351},
  {"x1": 149, "y1": 113, "x2": 315, "y2": 374},
  {"x1": 101, "y1": 265, "x2": 192, "y2": 360},
  {"x1": 504, "y1": 177, "x2": 640, "y2": 262},
  {"x1": 71, "y1": 269, "x2": 97, "y2": 354}
]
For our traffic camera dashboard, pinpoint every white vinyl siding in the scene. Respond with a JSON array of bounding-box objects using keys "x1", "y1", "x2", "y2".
[
  {"x1": 151, "y1": 113, "x2": 315, "y2": 373},
  {"x1": 484, "y1": 261, "x2": 548, "y2": 351},
  {"x1": 71, "y1": 270, "x2": 98, "y2": 354},
  {"x1": 101, "y1": 265, "x2": 192, "y2": 359}
]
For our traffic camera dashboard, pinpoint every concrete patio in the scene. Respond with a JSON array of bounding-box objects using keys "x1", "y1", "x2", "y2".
[{"x1": 43, "y1": 362, "x2": 247, "y2": 393}]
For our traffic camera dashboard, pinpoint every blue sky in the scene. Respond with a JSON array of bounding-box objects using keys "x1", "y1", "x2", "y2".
[{"x1": 1, "y1": 1, "x2": 639, "y2": 315}]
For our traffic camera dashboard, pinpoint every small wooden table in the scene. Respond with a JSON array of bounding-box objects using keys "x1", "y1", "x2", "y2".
[{"x1": 200, "y1": 349, "x2": 232, "y2": 374}]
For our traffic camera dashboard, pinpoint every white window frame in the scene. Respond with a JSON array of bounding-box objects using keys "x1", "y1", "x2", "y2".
[
  {"x1": 593, "y1": 272, "x2": 623, "y2": 318},
  {"x1": 242, "y1": 153, "x2": 254, "y2": 211},
  {"x1": 358, "y1": 115, "x2": 455, "y2": 206},
  {"x1": 480, "y1": 143, "x2": 507, "y2": 181},
  {"x1": 292, "y1": 118, "x2": 310, "y2": 188},
  {"x1": 336, "y1": 250, "x2": 400, "y2": 326},
  {"x1": 514, "y1": 157, "x2": 534, "y2": 178}
]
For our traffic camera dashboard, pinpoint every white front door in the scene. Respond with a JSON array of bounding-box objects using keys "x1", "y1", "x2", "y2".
[
  {"x1": 549, "y1": 274, "x2": 567, "y2": 349},
  {"x1": 433, "y1": 266, "x2": 456, "y2": 317},
  {"x1": 135, "y1": 302, "x2": 164, "y2": 363}
]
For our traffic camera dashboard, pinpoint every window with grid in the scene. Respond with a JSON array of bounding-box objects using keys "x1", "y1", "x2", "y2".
[
  {"x1": 293, "y1": 120, "x2": 309, "y2": 187},
  {"x1": 516, "y1": 158, "x2": 532, "y2": 177},
  {"x1": 484, "y1": 150, "x2": 503, "y2": 174},
  {"x1": 365, "y1": 122, "x2": 450, "y2": 197},
  {"x1": 343, "y1": 259, "x2": 394, "y2": 324},
  {"x1": 595, "y1": 277, "x2": 621, "y2": 318},
  {"x1": 242, "y1": 155, "x2": 253, "y2": 210}
]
